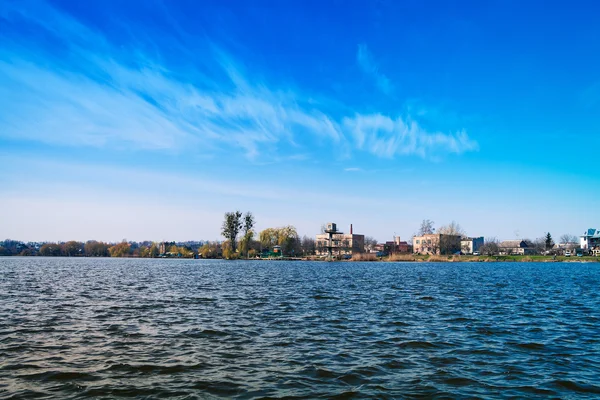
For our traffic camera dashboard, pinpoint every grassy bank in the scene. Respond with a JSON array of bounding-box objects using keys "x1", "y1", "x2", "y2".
[{"x1": 346, "y1": 254, "x2": 600, "y2": 263}]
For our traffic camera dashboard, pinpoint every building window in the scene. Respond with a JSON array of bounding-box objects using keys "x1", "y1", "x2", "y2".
[{"x1": 416, "y1": 240, "x2": 420, "y2": 244}]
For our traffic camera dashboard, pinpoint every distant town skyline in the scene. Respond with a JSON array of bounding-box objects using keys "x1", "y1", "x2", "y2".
[{"x1": 1, "y1": 0, "x2": 599, "y2": 242}]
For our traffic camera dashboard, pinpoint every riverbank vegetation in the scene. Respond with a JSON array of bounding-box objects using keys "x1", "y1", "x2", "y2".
[
  {"x1": 0, "y1": 239, "x2": 199, "y2": 258},
  {"x1": 2, "y1": 213, "x2": 596, "y2": 261}
]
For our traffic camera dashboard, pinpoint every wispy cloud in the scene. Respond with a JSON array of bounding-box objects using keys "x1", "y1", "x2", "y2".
[
  {"x1": 344, "y1": 167, "x2": 362, "y2": 172},
  {"x1": 0, "y1": 2, "x2": 343, "y2": 161},
  {"x1": 0, "y1": 1, "x2": 476, "y2": 162},
  {"x1": 343, "y1": 113, "x2": 478, "y2": 159},
  {"x1": 356, "y1": 44, "x2": 393, "y2": 95}
]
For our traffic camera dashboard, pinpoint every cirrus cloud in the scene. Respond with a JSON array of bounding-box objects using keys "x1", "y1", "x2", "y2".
[{"x1": 0, "y1": 0, "x2": 477, "y2": 162}]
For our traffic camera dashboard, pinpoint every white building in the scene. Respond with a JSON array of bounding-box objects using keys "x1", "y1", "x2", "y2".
[
  {"x1": 580, "y1": 229, "x2": 600, "y2": 250},
  {"x1": 461, "y1": 237, "x2": 484, "y2": 254}
]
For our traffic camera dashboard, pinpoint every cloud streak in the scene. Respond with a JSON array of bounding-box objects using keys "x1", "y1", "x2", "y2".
[
  {"x1": 344, "y1": 113, "x2": 479, "y2": 159},
  {"x1": 0, "y1": 1, "x2": 476, "y2": 162},
  {"x1": 357, "y1": 44, "x2": 393, "y2": 95}
]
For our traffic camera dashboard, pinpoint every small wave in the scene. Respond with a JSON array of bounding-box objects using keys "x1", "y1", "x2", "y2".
[
  {"x1": 515, "y1": 385, "x2": 558, "y2": 395},
  {"x1": 18, "y1": 370, "x2": 100, "y2": 382},
  {"x1": 443, "y1": 376, "x2": 479, "y2": 386},
  {"x1": 1, "y1": 363, "x2": 43, "y2": 371},
  {"x1": 445, "y1": 317, "x2": 474, "y2": 323},
  {"x1": 104, "y1": 363, "x2": 207, "y2": 374},
  {"x1": 314, "y1": 367, "x2": 338, "y2": 379},
  {"x1": 552, "y1": 380, "x2": 600, "y2": 394},
  {"x1": 453, "y1": 348, "x2": 504, "y2": 357},
  {"x1": 391, "y1": 320, "x2": 412, "y2": 326},
  {"x1": 83, "y1": 386, "x2": 187, "y2": 397},
  {"x1": 193, "y1": 379, "x2": 242, "y2": 396},
  {"x1": 351, "y1": 365, "x2": 383, "y2": 378},
  {"x1": 181, "y1": 328, "x2": 229, "y2": 338},
  {"x1": 328, "y1": 389, "x2": 361, "y2": 399},
  {"x1": 182, "y1": 297, "x2": 217, "y2": 303},
  {"x1": 475, "y1": 327, "x2": 511, "y2": 335},
  {"x1": 511, "y1": 342, "x2": 545, "y2": 350},
  {"x1": 337, "y1": 372, "x2": 366, "y2": 385},
  {"x1": 382, "y1": 360, "x2": 410, "y2": 369},
  {"x1": 312, "y1": 294, "x2": 338, "y2": 300},
  {"x1": 398, "y1": 340, "x2": 437, "y2": 349}
]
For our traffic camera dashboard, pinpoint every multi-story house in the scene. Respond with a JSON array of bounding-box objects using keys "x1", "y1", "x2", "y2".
[
  {"x1": 413, "y1": 234, "x2": 461, "y2": 255},
  {"x1": 315, "y1": 223, "x2": 365, "y2": 257},
  {"x1": 461, "y1": 237, "x2": 484, "y2": 254},
  {"x1": 580, "y1": 229, "x2": 600, "y2": 250}
]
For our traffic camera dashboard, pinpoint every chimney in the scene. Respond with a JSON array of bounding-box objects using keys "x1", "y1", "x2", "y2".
[{"x1": 350, "y1": 224, "x2": 353, "y2": 235}]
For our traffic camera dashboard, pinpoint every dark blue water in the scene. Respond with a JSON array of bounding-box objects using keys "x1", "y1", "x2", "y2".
[{"x1": 1, "y1": 258, "x2": 599, "y2": 399}]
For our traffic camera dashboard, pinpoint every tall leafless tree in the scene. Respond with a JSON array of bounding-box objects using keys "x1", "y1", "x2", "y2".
[
  {"x1": 479, "y1": 237, "x2": 499, "y2": 256},
  {"x1": 418, "y1": 219, "x2": 435, "y2": 235},
  {"x1": 560, "y1": 234, "x2": 578, "y2": 244}
]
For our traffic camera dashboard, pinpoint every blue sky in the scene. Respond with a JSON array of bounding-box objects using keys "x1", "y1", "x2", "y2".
[{"x1": 1, "y1": 0, "x2": 599, "y2": 242}]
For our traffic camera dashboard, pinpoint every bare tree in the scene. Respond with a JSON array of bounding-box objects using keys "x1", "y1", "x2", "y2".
[
  {"x1": 439, "y1": 235, "x2": 461, "y2": 255},
  {"x1": 560, "y1": 234, "x2": 578, "y2": 244},
  {"x1": 438, "y1": 221, "x2": 466, "y2": 237},
  {"x1": 418, "y1": 219, "x2": 435, "y2": 236},
  {"x1": 480, "y1": 237, "x2": 499, "y2": 256},
  {"x1": 437, "y1": 221, "x2": 465, "y2": 255},
  {"x1": 300, "y1": 235, "x2": 316, "y2": 256},
  {"x1": 536, "y1": 236, "x2": 548, "y2": 254},
  {"x1": 364, "y1": 236, "x2": 378, "y2": 252}
]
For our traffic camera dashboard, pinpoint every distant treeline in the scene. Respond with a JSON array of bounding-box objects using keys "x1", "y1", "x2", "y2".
[
  {"x1": 0, "y1": 239, "x2": 206, "y2": 258},
  {"x1": 0, "y1": 233, "x2": 319, "y2": 259}
]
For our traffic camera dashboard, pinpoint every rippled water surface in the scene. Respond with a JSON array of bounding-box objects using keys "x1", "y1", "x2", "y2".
[{"x1": 1, "y1": 258, "x2": 600, "y2": 399}]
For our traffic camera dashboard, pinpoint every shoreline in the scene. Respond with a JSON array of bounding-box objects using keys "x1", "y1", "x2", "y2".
[{"x1": 3, "y1": 255, "x2": 597, "y2": 263}]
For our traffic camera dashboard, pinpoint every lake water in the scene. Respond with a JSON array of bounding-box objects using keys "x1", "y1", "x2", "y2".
[{"x1": 1, "y1": 258, "x2": 599, "y2": 399}]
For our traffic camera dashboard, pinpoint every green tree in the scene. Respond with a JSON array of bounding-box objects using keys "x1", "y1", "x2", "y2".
[
  {"x1": 199, "y1": 242, "x2": 220, "y2": 258},
  {"x1": 139, "y1": 246, "x2": 149, "y2": 258},
  {"x1": 277, "y1": 225, "x2": 299, "y2": 255},
  {"x1": 40, "y1": 243, "x2": 61, "y2": 257},
  {"x1": 168, "y1": 244, "x2": 180, "y2": 255},
  {"x1": 149, "y1": 243, "x2": 159, "y2": 258},
  {"x1": 259, "y1": 228, "x2": 279, "y2": 250},
  {"x1": 39, "y1": 243, "x2": 62, "y2": 256},
  {"x1": 139, "y1": 244, "x2": 159, "y2": 258},
  {"x1": 259, "y1": 226, "x2": 300, "y2": 256},
  {"x1": 239, "y1": 212, "x2": 255, "y2": 258},
  {"x1": 545, "y1": 232, "x2": 554, "y2": 250},
  {"x1": 84, "y1": 241, "x2": 109, "y2": 257},
  {"x1": 62, "y1": 241, "x2": 84, "y2": 257},
  {"x1": 222, "y1": 211, "x2": 243, "y2": 253},
  {"x1": 109, "y1": 241, "x2": 131, "y2": 257},
  {"x1": 222, "y1": 241, "x2": 239, "y2": 260}
]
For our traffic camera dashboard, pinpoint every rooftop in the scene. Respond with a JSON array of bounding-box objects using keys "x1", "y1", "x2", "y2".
[{"x1": 583, "y1": 229, "x2": 600, "y2": 238}]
